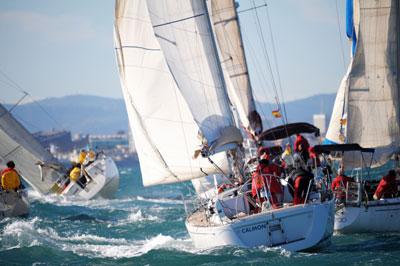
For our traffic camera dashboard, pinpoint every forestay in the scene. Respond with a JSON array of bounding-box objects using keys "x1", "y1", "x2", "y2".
[
  {"x1": 0, "y1": 104, "x2": 63, "y2": 194},
  {"x1": 146, "y1": 0, "x2": 239, "y2": 149},
  {"x1": 209, "y1": 0, "x2": 262, "y2": 135},
  {"x1": 114, "y1": 0, "x2": 230, "y2": 186}
]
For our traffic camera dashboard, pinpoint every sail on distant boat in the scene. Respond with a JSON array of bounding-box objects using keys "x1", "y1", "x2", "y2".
[
  {"x1": 0, "y1": 102, "x2": 119, "y2": 200},
  {"x1": 326, "y1": 0, "x2": 400, "y2": 167},
  {"x1": 0, "y1": 103, "x2": 63, "y2": 194}
]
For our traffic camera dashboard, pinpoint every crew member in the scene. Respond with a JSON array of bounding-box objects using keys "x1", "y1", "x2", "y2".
[
  {"x1": 1, "y1": 161, "x2": 21, "y2": 191},
  {"x1": 294, "y1": 134, "x2": 310, "y2": 162},
  {"x1": 281, "y1": 143, "x2": 294, "y2": 170},
  {"x1": 373, "y1": 170, "x2": 398, "y2": 200},
  {"x1": 78, "y1": 150, "x2": 87, "y2": 164},
  {"x1": 290, "y1": 154, "x2": 313, "y2": 205},
  {"x1": 331, "y1": 168, "x2": 352, "y2": 200},
  {"x1": 251, "y1": 152, "x2": 283, "y2": 209}
]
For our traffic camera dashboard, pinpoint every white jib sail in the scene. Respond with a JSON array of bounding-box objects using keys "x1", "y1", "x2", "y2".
[
  {"x1": 114, "y1": 0, "x2": 230, "y2": 186},
  {"x1": 0, "y1": 104, "x2": 63, "y2": 194},
  {"x1": 345, "y1": 0, "x2": 400, "y2": 165},
  {"x1": 146, "y1": 0, "x2": 239, "y2": 148},
  {"x1": 209, "y1": 0, "x2": 262, "y2": 135}
]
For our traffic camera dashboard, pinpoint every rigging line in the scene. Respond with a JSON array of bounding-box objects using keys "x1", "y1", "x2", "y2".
[
  {"x1": 264, "y1": 2, "x2": 290, "y2": 131},
  {"x1": 237, "y1": 3, "x2": 268, "y2": 14},
  {"x1": 250, "y1": 0, "x2": 281, "y2": 109},
  {"x1": 0, "y1": 68, "x2": 62, "y2": 129},
  {"x1": 8, "y1": 92, "x2": 28, "y2": 113},
  {"x1": 334, "y1": 0, "x2": 347, "y2": 72}
]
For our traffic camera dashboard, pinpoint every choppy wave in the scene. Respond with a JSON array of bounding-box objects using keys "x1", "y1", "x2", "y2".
[{"x1": 0, "y1": 217, "x2": 194, "y2": 259}]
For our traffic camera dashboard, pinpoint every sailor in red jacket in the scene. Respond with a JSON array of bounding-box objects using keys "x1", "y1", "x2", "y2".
[
  {"x1": 291, "y1": 154, "x2": 314, "y2": 205},
  {"x1": 251, "y1": 151, "x2": 283, "y2": 209},
  {"x1": 373, "y1": 170, "x2": 398, "y2": 200},
  {"x1": 294, "y1": 134, "x2": 310, "y2": 162},
  {"x1": 331, "y1": 168, "x2": 352, "y2": 200}
]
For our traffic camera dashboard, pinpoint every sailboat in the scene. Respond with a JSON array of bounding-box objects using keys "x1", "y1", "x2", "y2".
[
  {"x1": 114, "y1": 0, "x2": 334, "y2": 251},
  {"x1": 325, "y1": 0, "x2": 400, "y2": 233},
  {"x1": 0, "y1": 103, "x2": 120, "y2": 200}
]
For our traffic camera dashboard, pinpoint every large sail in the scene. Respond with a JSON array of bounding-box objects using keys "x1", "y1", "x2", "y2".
[
  {"x1": 0, "y1": 104, "x2": 63, "y2": 193},
  {"x1": 209, "y1": 0, "x2": 262, "y2": 136},
  {"x1": 145, "y1": 0, "x2": 242, "y2": 151},
  {"x1": 114, "y1": 0, "x2": 230, "y2": 186},
  {"x1": 330, "y1": 0, "x2": 400, "y2": 166}
]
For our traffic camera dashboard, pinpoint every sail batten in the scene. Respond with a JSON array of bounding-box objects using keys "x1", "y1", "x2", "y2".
[{"x1": 114, "y1": 0, "x2": 230, "y2": 187}]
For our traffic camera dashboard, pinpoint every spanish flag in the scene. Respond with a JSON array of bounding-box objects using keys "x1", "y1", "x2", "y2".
[
  {"x1": 340, "y1": 118, "x2": 347, "y2": 125},
  {"x1": 272, "y1": 109, "x2": 282, "y2": 118}
]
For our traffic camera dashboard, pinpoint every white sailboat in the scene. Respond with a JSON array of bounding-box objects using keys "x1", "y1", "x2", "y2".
[
  {"x1": 325, "y1": 0, "x2": 400, "y2": 233},
  {"x1": 115, "y1": 0, "x2": 334, "y2": 251},
  {"x1": 0, "y1": 103, "x2": 119, "y2": 201}
]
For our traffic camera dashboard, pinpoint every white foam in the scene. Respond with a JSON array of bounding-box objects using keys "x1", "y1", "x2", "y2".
[
  {"x1": 0, "y1": 217, "x2": 197, "y2": 259},
  {"x1": 136, "y1": 196, "x2": 183, "y2": 205}
]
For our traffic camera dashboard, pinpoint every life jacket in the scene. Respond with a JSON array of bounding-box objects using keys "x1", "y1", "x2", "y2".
[
  {"x1": 78, "y1": 151, "x2": 87, "y2": 164},
  {"x1": 69, "y1": 167, "x2": 81, "y2": 182},
  {"x1": 1, "y1": 168, "x2": 21, "y2": 191}
]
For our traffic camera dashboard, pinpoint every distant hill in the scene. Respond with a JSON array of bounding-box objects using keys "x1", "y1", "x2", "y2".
[
  {"x1": 257, "y1": 93, "x2": 336, "y2": 127},
  {"x1": 5, "y1": 95, "x2": 129, "y2": 134},
  {"x1": 5, "y1": 93, "x2": 336, "y2": 134}
]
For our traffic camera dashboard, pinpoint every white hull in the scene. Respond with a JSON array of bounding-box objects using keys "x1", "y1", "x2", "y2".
[
  {"x1": 335, "y1": 197, "x2": 400, "y2": 233},
  {"x1": 186, "y1": 199, "x2": 335, "y2": 252},
  {"x1": 62, "y1": 155, "x2": 119, "y2": 200},
  {"x1": 0, "y1": 190, "x2": 29, "y2": 218}
]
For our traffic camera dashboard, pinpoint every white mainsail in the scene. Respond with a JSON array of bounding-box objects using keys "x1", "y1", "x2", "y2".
[
  {"x1": 327, "y1": 0, "x2": 400, "y2": 166},
  {"x1": 146, "y1": 0, "x2": 241, "y2": 150},
  {"x1": 0, "y1": 104, "x2": 63, "y2": 194},
  {"x1": 209, "y1": 0, "x2": 262, "y2": 136},
  {"x1": 114, "y1": 0, "x2": 230, "y2": 187}
]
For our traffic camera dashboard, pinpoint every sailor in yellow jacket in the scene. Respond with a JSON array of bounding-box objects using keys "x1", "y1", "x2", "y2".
[
  {"x1": 1, "y1": 161, "x2": 21, "y2": 191},
  {"x1": 69, "y1": 164, "x2": 82, "y2": 182}
]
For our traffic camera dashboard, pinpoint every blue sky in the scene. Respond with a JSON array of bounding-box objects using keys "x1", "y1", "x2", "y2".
[{"x1": 0, "y1": 0, "x2": 350, "y2": 104}]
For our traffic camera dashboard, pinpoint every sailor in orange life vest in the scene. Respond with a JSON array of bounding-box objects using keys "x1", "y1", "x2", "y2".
[
  {"x1": 294, "y1": 134, "x2": 310, "y2": 163},
  {"x1": 1, "y1": 160, "x2": 22, "y2": 191},
  {"x1": 289, "y1": 154, "x2": 314, "y2": 205},
  {"x1": 373, "y1": 169, "x2": 398, "y2": 200},
  {"x1": 251, "y1": 147, "x2": 283, "y2": 209},
  {"x1": 331, "y1": 167, "x2": 352, "y2": 200}
]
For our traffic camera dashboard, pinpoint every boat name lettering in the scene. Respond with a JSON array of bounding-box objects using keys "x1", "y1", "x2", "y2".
[{"x1": 241, "y1": 224, "x2": 266, "y2": 234}]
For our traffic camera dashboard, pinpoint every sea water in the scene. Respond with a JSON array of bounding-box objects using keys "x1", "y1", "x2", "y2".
[{"x1": 1, "y1": 165, "x2": 400, "y2": 265}]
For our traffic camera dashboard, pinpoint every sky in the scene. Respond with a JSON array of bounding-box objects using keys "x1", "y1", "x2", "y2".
[{"x1": 0, "y1": 0, "x2": 350, "y2": 104}]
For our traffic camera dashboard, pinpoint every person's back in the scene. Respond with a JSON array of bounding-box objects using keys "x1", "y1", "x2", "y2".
[
  {"x1": 374, "y1": 170, "x2": 398, "y2": 200},
  {"x1": 1, "y1": 161, "x2": 21, "y2": 191},
  {"x1": 331, "y1": 173, "x2": 351, "y2": 200}
]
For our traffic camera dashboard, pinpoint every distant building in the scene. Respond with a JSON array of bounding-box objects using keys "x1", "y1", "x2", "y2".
[
  {"x1": 34, "y1": 130, "x2": 89, "y2": 153},
  {"x1": 313, "y1": 114, "x2": 326, "y2": 135},
  {"x1": 34, "y1": 130, "x2": 73, "y2": 152}
]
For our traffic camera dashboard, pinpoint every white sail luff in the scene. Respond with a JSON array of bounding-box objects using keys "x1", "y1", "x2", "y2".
[{"x1": 114, "y1": 0, "x2": 230, "y2": 186}]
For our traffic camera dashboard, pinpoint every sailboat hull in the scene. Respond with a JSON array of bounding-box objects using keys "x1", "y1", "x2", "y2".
[
  {"x1": 62, "y1": 155, "x2": 119, "y2": 199},
  {"x1": 186, "y1": 199, "x2": 335, "y2": 251},
  {"x1": 335, "y1": 198, "x2": 400, "y2": 233},
  {"x1": 0, "y1": 190, "x2": 29, "y2": 218}
]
